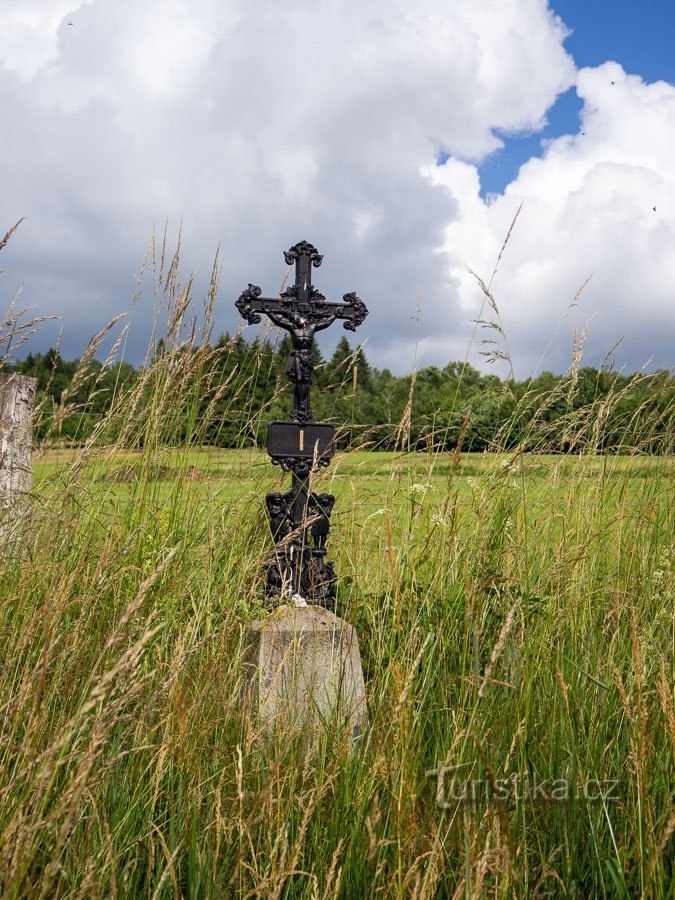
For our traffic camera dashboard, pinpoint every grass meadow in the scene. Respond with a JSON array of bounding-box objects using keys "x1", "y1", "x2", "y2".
[{"x1": 1, "y1": 242, "x2": 674, "y2": 898}]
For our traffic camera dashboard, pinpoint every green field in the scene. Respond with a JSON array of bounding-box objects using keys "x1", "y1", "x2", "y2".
[{"x1": 1, "y1": 441, "x2": 672, "y2": 898}]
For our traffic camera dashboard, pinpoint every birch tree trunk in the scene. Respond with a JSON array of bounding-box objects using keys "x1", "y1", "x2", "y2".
[{"x1": 0, "y1": 373, "x2": 38, "y2": 542}]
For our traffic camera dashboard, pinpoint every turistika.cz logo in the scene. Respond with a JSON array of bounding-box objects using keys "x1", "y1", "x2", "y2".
[{"x1": 426, "y1": 765, "x2": 619, "y2": 809}]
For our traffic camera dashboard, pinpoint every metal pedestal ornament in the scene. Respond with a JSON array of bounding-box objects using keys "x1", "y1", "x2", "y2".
[{"x1": 235, "y1": 241, "x2": 368, "y2": 609}]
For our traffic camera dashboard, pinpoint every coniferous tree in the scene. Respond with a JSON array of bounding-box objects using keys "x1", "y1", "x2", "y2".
[
  {"x1": 328, "y1": 336, "x2": 353, "y2": 384},
  {"x1": 4, "y1": 333, "x2": 673, "y2": 452}
]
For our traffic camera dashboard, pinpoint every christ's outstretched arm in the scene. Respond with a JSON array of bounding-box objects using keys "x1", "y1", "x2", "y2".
[
  {"x1": 313, "y1": 313, "x2": 338, "y2": 333},
  {"x1": 266, "y1": 310, "x2": 295, "y2": 332}
]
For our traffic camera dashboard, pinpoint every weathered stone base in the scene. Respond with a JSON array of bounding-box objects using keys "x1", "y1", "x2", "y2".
[{"x1": 243, "y1": 605, "x2": 367, "y2": 737}]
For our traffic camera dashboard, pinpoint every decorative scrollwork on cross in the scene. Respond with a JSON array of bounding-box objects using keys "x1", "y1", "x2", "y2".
[
  {"x1": 270, "y1": 456, "x2": 331, "y2": 478},
  {"x1": 283, "y1": 240, "x2": 323, "y2": 269},
  {"x1": 340, "y1": 293, "x2": 368, "y2": 331}
]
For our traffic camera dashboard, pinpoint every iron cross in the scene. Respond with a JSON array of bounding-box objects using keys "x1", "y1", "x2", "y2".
[{"x1": 235, "y1": 240, "x2": 368, "y2": 423}]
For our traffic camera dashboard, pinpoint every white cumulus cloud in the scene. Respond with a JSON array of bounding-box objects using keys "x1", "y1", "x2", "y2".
[{"x1": 432, "y1": 61, "x2": 675, "y2": 376}]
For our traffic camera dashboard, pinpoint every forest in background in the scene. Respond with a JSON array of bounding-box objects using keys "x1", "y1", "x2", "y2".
[{"x1": 4, "y1": 332, "x2": 674, "y2": 453}]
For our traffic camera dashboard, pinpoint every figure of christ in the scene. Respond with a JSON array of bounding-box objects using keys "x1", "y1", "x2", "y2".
[{"x1": 266, "y1": 308, "x2": 338, "y2": 421}]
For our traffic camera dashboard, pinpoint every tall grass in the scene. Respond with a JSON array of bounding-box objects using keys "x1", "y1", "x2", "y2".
[{"x1": 0, "y1": 232, "x2": 673, "y2": 897}]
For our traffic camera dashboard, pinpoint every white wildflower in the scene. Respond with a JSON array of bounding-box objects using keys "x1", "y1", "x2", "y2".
[{"x1": 410, "y1": 482, "x2": 432, "y2": 497}]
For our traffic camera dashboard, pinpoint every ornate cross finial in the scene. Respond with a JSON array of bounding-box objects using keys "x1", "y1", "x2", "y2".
[{"x1": 283, "y1": 240, "x2": 323, "y2": 301}]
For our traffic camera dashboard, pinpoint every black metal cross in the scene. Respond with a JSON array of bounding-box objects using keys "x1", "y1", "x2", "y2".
[
  {"x1": 235, "y1": 240, "x2": 368, "y2": 423},
  {"x1": 235, "y1": 241, "x2": 368, "y2": 610}
]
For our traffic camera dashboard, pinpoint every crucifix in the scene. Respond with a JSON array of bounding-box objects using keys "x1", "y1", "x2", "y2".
[
  {"x1": 235, "y1": 240, "x2": 368, "y2": 424},
  {"x1": 235, "y1": 241, "x2": 368, "y2": 608}
]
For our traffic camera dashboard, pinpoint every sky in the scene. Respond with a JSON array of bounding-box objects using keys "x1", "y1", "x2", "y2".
[{"x1": 1, "y1": 0, "x2": 674, "y2": 379}]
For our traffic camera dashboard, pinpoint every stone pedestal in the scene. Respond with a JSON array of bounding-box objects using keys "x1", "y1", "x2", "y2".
[
  {"x1": 0, "y1": 373, "x2": 38, "y2": 542},
  {"x1": 243, "y1": 605, "x2": 367, "y2": 737}
]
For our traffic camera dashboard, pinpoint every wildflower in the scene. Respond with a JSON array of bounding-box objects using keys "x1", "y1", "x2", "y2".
[{"x1": 409, "y1": 482, "x2": 432, "y2": 497}]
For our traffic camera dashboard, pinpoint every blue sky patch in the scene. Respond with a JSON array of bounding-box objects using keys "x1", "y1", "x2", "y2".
[
  {"x1": 479, "y1": 88, "x2": 583, "y2": 198},
  {"x1": 553, "y1": 0, "x2": 675, "y2": 85}
]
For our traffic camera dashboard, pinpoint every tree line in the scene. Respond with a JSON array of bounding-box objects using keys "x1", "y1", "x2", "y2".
[{"x1": 4, "y1": 334, "x2": 673, "y2": 453}]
